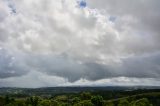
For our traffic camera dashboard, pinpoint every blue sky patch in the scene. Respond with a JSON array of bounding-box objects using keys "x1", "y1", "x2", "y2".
[
  {"x1": 8, "y1": 4, "x2": 16, "y2": 13},
  {"x1": 5, "y1": 0, "x2": 16, "y2": 14},
  {"x1": 109, "y1": 16, "x2": 116, "y2": 22},
  {"x1": 78, "y1": 0, "x2": 87, "y2": 8}
]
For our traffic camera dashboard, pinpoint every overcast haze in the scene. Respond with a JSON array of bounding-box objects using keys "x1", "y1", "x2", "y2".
[{"x1": 0, "y1": 0, "x2": 160, "y2": 88}]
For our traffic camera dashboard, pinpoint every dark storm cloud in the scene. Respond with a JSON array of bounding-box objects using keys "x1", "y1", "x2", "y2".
[
  {"x1": 4, "y1": 52, "x2": 159, "y2": 82},
  {"x1": 83, "y1": 52, "x2": 160, "y2": 80},
  {"x1": 121, "y1": 52, "x2": 160, "y2": 78},
  {"x1": 24, "y1": 54, "x2": 87, "y2": 82},
  {"x1": 0, "y1": 49, "x2": 160, "y2": 85}
]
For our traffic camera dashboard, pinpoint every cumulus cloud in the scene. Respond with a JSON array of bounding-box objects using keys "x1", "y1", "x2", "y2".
[
  {"x1": 0, "y1": 0, "x2": 160, "y2": 87},
  {"x1": 86, "y1": 0, "x2": 160, "y2": 54}
]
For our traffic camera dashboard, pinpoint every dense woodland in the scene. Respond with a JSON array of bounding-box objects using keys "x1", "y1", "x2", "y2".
[{"x1": 0, "y1": 88, "x2": 160, "y2": 106}]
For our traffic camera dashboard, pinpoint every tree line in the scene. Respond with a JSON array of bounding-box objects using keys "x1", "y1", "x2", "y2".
[{"x1": 0, "y1": 92, "x2": 158, "y2": 106}]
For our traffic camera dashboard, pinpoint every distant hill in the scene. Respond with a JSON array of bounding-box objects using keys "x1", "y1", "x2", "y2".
[{"x1": 0, "y1": 86, "x2": 160, "y2": 96}]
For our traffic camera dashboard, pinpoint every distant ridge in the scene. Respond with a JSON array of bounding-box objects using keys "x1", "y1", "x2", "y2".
[{"x1": 0, "y1": 86, "x2": 160, "y2": 96}]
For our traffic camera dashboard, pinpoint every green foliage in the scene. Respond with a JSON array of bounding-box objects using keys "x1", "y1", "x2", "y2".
[
  {"x1": 0, "y1": 96, "x2": 5, "y2": 106},
  {"x1": 103, "y1": 101, "x2": 114, "y2": 106},
  {"x1": 91, "y1": 95, "x2": 103, "y2": 106},
  {"x1": 38, "y1": 100, "x2": 51, "y2": 106},
  {"x1": 6, "y1": 100, "x2": 26, "y2": 106},
  {"x1": 0, "y1": 91, "x2": 157, "y2": 106},
  {"x1": 74, "y1": 100, "x2": 93, "y2": 106},
  {"x1": 55, "y1": 95, "x2": 68, "y2": 102},
  {"x1": 26, "y1": 96, "x2": 40, "y2": 106},
  {"x1": 118, "y1": 99, "x2": 130, "y2": 106},
  {"x1": 80, "y1": 92, "x2": 91, "y2": 100},
  {"x1": 72, "y1": 97, "x2": 80, "y2": 104},
  {"x1": 131, "y1": 98, "x2": 153, "y2": 106},
  {"x1": 5, "y1": 95, "x2": 11, "y2": 105},
  {"x1": 51, "y1": 100, "x2": 59, "y2": 106},
  {"x1": 3, "y1": 95, "x2": 15, "y2": 105}
]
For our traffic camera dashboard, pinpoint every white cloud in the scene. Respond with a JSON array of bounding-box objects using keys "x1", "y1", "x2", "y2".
[{"x1": 0, "y1": 0, "x2": 160, "y2": 87}]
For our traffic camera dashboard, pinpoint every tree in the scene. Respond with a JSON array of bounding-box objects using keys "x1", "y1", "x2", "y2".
[
  {"x1": 91, "y1": 95, "x2": 103, "y2": 106},
  {"x1": 72, "y1": 97, "x2": 80, "y2": 105},
  {"x1": 27, "y1": 96, "x2": 39, "y2": 106},
  {"x1": 80, "y1": 92, "x2": 91, "y2": 100},
  {"x1": 5, "y1": 95, "x2": 10, "y2": 105}
]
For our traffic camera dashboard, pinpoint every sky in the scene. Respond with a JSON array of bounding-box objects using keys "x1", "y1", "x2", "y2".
[{"x1": 0, "y1": 0, "x2": 160, "y2": 88}]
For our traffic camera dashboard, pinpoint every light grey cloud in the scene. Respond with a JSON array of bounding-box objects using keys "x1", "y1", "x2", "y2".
[
  {"x1": 0, "y1": 48, "x2": 28, "y2": 78},
  {"x1": 0, "y1": 0, "x2": 10, "y2": 22}
]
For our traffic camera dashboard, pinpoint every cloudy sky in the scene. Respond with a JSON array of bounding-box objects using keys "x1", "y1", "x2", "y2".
[{"x1": 0, "y1": 0, "x2": 160, "y2": 88}]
